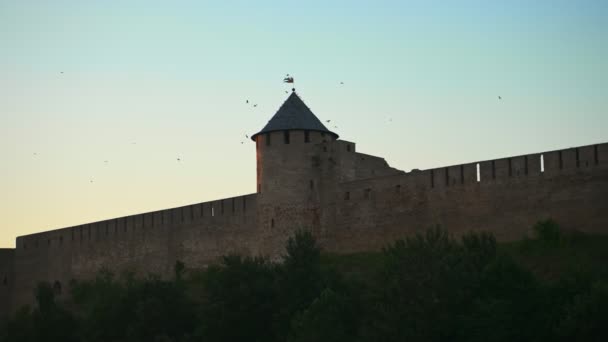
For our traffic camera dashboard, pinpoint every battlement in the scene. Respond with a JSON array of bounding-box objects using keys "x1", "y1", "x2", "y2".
[
  {"x1": 324, "y1": 142, "x2": 608, "y2": 253},
  {"x1": 339, "y1": 142, "x2": 607, "y2": 191},
  {"x1": 15, "y1": 193, "x2": 258, "y2": 251}
]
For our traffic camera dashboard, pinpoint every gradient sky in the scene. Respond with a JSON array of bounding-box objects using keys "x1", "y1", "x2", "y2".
[{"x1": 1, "y1": 0, "x2": 607, "y2": 247}]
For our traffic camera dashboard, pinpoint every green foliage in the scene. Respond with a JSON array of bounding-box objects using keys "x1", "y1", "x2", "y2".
[
  {"x1": 198, "y1": 255, "x2": 278, "y2": 342},
  {"x1": 533, "y1": 219, "x2": 561, "y2": 243},
  {"x1": 1, "y1": 282, "x2": 77, "y2": 342},
  {"x1": 2, "y1": 223, "x2": 607, "y2": 342},
  {"x1": 288, "y1": 288, "x2": 358, "y2": 342},
  {"x1": 555, "y1": 280, "x2": 608, "y2": 341}
]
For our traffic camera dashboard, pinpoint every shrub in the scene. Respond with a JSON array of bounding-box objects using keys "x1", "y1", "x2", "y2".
[{"x1": 533, "y1": 219, "x2": 561, "y2": 243}]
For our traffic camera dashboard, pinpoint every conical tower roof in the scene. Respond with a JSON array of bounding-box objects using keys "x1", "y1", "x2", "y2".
[{"x1": 251, "y1": 91, "x2": 338, "y2": 141}]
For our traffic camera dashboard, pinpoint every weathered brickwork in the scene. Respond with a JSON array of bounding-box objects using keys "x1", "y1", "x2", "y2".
[{"x1": 1, "y1": 92, "x2": 607, "y2": 316}]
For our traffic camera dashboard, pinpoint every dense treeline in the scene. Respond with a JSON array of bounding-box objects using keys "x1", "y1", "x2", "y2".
[{"x1": 2, "y1": 221, "x2": 608, "y2": 342}]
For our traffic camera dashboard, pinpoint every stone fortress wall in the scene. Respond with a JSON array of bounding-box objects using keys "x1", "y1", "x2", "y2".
[
  {"x1": 2, "y1": 91, "x2": 607, "y2": 316},
  {"x1": 4, "y1": 193, "x2": 258, "y2": 315},
  {"x1": 321, "y1": 142, "x2": 608, "y2": 253}
]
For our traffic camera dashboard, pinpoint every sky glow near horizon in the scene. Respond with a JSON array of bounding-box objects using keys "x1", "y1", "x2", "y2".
[{"x1": 1, "y1": 0, "x2": 607, "y2": 247}]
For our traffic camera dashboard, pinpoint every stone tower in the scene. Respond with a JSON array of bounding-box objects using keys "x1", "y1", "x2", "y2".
[{"x1": 251, "y1": 90, "x2": 338, "y2": 256}]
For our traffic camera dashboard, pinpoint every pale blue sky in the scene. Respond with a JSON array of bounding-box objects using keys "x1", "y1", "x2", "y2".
[{"x1": 1, "y1": 0, "x2": 607, "y2": 247}]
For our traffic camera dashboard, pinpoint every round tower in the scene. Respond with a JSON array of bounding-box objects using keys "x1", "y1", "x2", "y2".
[{"x1": 251, "y1": 89, "x2": 338, "y2": 256}]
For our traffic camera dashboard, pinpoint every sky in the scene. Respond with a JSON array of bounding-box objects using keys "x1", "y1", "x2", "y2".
[{"x1": 1, "y1": 0, "x2": 607, "y2": 247}]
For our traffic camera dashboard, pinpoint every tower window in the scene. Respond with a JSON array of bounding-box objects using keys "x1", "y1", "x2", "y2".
[
  {"x1": 271, "y1": 218, "x2": 275, "y2": 228},
  {"x1": 347, "y1": 145, "x2": 351, "y2": 152},
  {"x1": 266, "y1": 133, "x2": 271, "y2": 146},
  {"x1": 310, "y1": 180, "x2": 314, "y2": 189},
  {"x1": 345, "y1": 191, "x2": 350, "y2": 200},
  {"x1": 364, "y1": 188, "x2": 371, "y2": 199},
  {"x1": 284, "y1": 130, "x2": 290, "y2": 144},
  {"x1": 304, "y1": 130, "x2": 310, "y2": 143}
]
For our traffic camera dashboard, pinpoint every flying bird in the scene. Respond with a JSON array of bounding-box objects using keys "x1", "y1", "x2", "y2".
[
  {"x1": 285, "y1": 91, "x2": 289, "y2": 94},
  {"x1": 253, "y1": 104, "x2": 258, "y2": 107},
  {"x1": 241, "y1": 142, "x2": 244, "y2": 144},
  {"x1": 246, "y1": 100, "x2": 249, "y2": 104},
  {"x1": 340, "y1": 82, "x2": 344, "y2": 85},
  {"x1": 177, "y1": 158, "x2": 181, "y2": 162},
  {"x1": 245, "y1": 134, "x2": 249, "y2": 138},
  {"x1": 498, "y1": 96, "x2": 502, "y2": 100},
  {"x1": 326, "y1": 120, "x2": 331, "y2": 123}
]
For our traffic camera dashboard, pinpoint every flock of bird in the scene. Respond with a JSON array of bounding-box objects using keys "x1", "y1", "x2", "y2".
[{"x1": 51, "y1": 71, "x2": 503, "y2": 183}]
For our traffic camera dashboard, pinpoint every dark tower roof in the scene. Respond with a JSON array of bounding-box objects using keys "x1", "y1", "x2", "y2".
[{"x1": 251, "y1": 91, "x2": 338, "y2": 141}]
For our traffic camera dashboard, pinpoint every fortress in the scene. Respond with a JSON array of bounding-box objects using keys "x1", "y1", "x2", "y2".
[{"x1": 1, "y1": 90, "x2": 608, "y2": 316}]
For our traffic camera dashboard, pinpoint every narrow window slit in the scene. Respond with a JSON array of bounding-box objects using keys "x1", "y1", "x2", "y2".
[
  {"x1": 460, "y1": 165, "x2": 464, "y2": 184},
  {"x1": 476, "y1": 163, "x2": 481, "y2": 182},
  {"x1": 540, "y1": 154, "x2": 545, "y2": 173}
]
